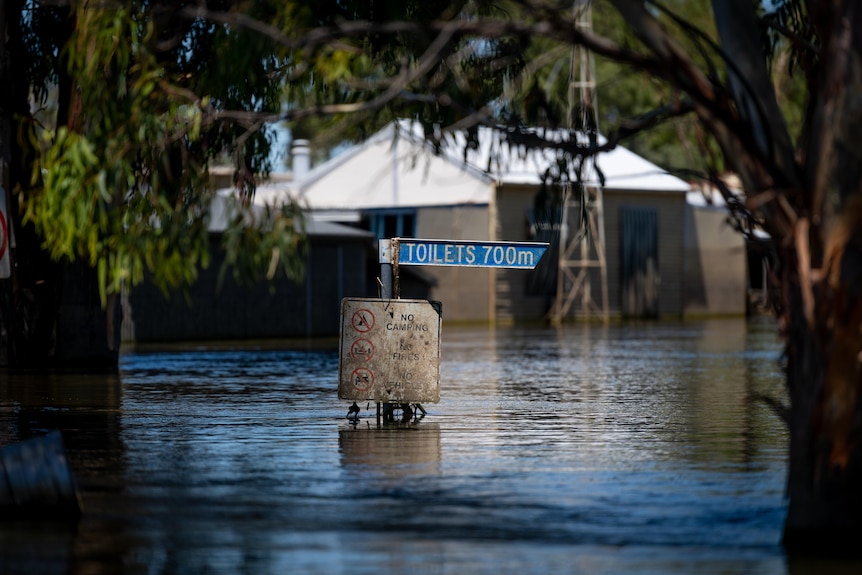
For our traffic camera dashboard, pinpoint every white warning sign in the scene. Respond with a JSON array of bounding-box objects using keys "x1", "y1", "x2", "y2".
[{"x1": 338, "y1": 298, "x2": 442, "y2": 403}]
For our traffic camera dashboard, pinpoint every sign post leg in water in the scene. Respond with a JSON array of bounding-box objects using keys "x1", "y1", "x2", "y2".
[
  {"x1": 378, "y1": 239, "x2": 394, "y2": 425},
  {"x1": 378, "y1": 239, "x2": 403, "y2": 424}
]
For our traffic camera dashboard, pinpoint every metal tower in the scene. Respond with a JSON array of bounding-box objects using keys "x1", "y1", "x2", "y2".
[{"x1": 550, "y1": 0, "x2": 609, "y2": 323}]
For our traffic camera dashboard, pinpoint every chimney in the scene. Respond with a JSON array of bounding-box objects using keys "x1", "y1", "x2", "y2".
[{"x1": 292, "y1": 139, "x2": 310, "y2": 182}]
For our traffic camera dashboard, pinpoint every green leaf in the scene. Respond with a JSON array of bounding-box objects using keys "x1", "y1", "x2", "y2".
[{"x1": 97, "y1": 257, "x2": 107, "y2": 308}]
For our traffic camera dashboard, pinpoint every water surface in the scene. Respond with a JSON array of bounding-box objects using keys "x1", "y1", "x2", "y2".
[{"x1": 0, "y1": 318, "x2": 823, "y2": 574}]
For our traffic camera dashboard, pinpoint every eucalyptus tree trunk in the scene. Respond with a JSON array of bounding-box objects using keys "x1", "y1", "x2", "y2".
[
  {"x1": 782, "y1": 257, "x2": 862, "y2": 552},
  {"x1": 779, "y1": 0, "x2": 862, "y2": 548},
  {"x1": 612, "y1": 0, "x2": 862, "y2": 552},
  {"x1": 712, "y1": 0, "x2": 862, "y2": 553}
]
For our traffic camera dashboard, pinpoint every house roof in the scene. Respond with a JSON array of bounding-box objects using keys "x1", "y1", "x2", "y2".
[
  {"x1": 248, "y1": 121, "x2": 690, "y2": 211},
  {"x1": 208, "y1": 190, "x2": 373, "y2": 240},
  {"x1": 438, "y1": 124, "x2": 691, "y2": 192}
]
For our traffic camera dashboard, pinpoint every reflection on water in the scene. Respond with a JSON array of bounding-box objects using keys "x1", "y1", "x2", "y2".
[
  {"x1": 340, "y1": 422, "x2": 442, "y2": 479},
  {"x1": 0, "y1": 318, "x2": 844, "y2": 574}
]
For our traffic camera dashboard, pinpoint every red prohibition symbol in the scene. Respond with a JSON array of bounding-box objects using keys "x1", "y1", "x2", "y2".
[
  {"x1": 351, "y1": 309, "x2": 375, "y2": 333},
  {"x1": 0, "y1": 208, "x2": 7, "y2": 262},
  {"x1": 350, "y1": 338, "x2": 374, "y2": 362},
  {"x1": 351, "y1": 368, "x2": 374, "y2": 391}
]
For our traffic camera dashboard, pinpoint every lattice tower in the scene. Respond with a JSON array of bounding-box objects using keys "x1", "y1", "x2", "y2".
[{"x1": 550, "y1": 0, "x2": 609, "y2": 323}]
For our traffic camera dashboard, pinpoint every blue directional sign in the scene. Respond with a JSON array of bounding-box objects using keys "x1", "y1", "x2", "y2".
[{"x1": 381, "y1": 239, "x2": 548, "y2": 269}]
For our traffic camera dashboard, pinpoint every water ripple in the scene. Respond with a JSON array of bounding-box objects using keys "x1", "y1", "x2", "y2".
[{"x1": 0, "y1": 319, "x2": 801, "y2": 574}]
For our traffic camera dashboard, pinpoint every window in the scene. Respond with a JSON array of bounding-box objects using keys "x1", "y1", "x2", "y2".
[{"x1": 367, "y1": 210, "x2": 417, "y2": 239}]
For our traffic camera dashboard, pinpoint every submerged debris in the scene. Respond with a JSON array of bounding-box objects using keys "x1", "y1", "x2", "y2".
[{"x1": 0, "y1": 431, "x2": 82, "y2": 520}]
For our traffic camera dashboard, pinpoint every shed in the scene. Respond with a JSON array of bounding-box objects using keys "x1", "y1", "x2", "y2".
[
  {"x1": 122, "y1": 219, "x2": 374, "y2": 343},
  {"x1": 683, "y1": 186, "x2": 751, "y2": 317}
]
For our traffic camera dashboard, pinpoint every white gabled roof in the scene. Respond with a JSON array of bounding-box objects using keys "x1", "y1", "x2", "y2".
[
  {"x1": 248, "y1": 121, "x2": 690, "y2": 211},
  {"x1": 439, "y1": 125, "x2": 690, "y2": 192}
]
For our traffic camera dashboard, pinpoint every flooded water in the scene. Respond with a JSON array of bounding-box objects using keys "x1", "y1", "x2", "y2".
[{"x1": 1, "y1": 317, "x2": 851, "y2": 574}]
